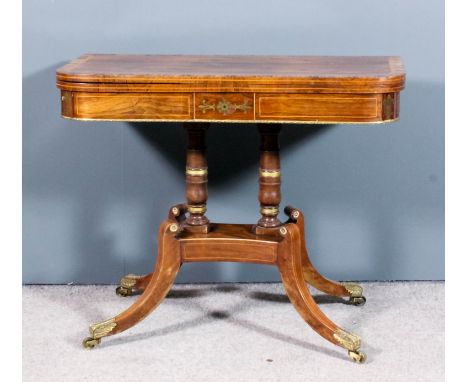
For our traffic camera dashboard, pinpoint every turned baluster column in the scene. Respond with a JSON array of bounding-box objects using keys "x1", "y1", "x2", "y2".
[
  {"x1": 184, "y1": 123, "x2": 209, "y2": 229},
  {"x1": 257, "y1": 124, "x2": 282, "y2": 228}
]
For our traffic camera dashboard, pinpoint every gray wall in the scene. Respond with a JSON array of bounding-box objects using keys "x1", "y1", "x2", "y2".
[{"x1": 23, "y1": 0, "x2": 444, "y2": 284}]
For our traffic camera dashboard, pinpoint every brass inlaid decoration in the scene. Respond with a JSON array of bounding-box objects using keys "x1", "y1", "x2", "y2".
[
  {"x1": 198, "y1": 99, "x2": 215, "y2": 113},
  {"x1": 261, "y1": 206, "x2": 279, "y2": 216},
  {"x1": 65, "y1": 115, "x2": 399, "y2": 125},
  {"x1": 121, "y1": 274, "x2": 141, "y2": 289},
  {"x1": 291, "y1": 210, "x2": 300, "y2": 220},
  {"x1": 187, "y1": 204, "x2": 207, "y2": 214},
  {"x1": 341, "y1": 282, "x2": 363, "y2": 297},
  {"x1": 198, "y1": 98, "x2": 252, "y2": 115},
  {"x1": 89, "y1": 318, "x2": 117, "y2": 339},
  {"x1": 333, "y1": 329, "x2": 361, "y2": 351},
  {"x1": 186, "y1": 167, "x2": 208, "y2": 176},
  {"x1": 259, "y1": 169, "x2": 281, "y2": 178}
]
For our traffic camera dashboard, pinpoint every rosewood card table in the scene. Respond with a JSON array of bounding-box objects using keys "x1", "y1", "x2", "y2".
[{"x1": 56, "y1": 54, "x2": 405, "y2": 363}]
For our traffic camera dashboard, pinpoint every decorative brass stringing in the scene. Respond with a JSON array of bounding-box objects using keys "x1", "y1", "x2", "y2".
[
  {"x1": 261, "y1": 206, "x2": 279, "y2": 216},
  {"x1": 259, "y1": 169, "x2": 281, "y2": 178},
  {"x1": 198, "y1": 98, "x2": 252, "y2": 116},
  {"x1": 120, "y1": 274, "x2": 141, "y2": 289},
  {"x1": 89, "y1": 318, "x2": 117, "y2": 339},
  {"x1": 187, "y1": 204, "x2": 207, "y2": 214},
  {"x1": 65, "y1": 115, "x2": 400, "y2": 125},
  {"x1": 333, "y1": 329, "x2": 361, "y2": 351},
  {"x1": 186, "y1": 167, "x2": 208, "y2": 176},
  {"x1": 341, "y1": 282, "x2": 363, "y2": 297}
]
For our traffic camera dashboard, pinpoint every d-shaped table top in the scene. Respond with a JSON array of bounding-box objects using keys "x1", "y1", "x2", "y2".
[{"x1": 57, "y1": 54, "x2": 405, "y2": 123}]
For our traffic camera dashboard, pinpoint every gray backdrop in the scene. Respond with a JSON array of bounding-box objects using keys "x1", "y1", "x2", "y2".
[{"x1": 23, "y1": 0, "x2": 444, "y2": 284}]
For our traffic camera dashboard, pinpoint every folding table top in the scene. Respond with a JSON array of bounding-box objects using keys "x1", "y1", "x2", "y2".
[{"x1": 57, "y1": 54, "x2": 405, "y2": 123}]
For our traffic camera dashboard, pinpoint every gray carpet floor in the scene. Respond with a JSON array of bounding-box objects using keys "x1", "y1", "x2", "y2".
[{"x1": 23, "y1": 282, "x2": 444, "y2": 382}]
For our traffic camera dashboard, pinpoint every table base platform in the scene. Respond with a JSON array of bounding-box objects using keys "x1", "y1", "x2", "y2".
[{"x1": 82, "y1": 203, "x2": 367, "y2": 363}]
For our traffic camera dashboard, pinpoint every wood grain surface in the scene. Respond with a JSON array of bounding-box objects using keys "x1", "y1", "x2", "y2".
[{"x1": 58, "y1": 54, "x2": 404, "y2": 123}]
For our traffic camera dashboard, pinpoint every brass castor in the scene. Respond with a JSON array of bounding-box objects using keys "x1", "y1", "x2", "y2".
[
  {"x1": 115, "y1": 286, "x2": 133, "y2": 297},
  {"x1": 349, "y1": 296, "x2": 366, "y2": 306},
  {"x1": 82, "y1": 337, "x2": 101, "y2": 349},
  {"x1": 348, "y1": 350, "x2": 366, "y2": 363}
]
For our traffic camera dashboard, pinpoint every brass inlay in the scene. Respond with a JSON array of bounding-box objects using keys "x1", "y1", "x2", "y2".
[
  {"x1": 187, "y1": 205, "x2": 206, "y2": 214},
  {"x1": 171, "y1": 206, "x2": 180, "y2": 216},
  {"x1": 120, "y1": 274, "x2": 141, "y2": 289},
  {"x1": 259, "y1": 169, "x2": 281, "y2": 178},
  {"x1": 186, "y1": 167, "x2": 208, "y2": 176},
  {"x1": 62, "y1": 115, "x2": 400, "y2": 125},
  {"x1": 341, "y1": 282, "x2": 363, "y2": 298},
  {"x1": 291, "y1": 210, "x2": 300, "y2": 219},
  {"x1": 169, "y1": 223, "x2": 179, "y2": 233},
  {"x1": 333, "y1": 329, "x2": 361, "y2": 351},
  {"x1": 89, "y1": 318, "x2": 117, "y2": 340},
  {"x1": 260, "y1": 206, "x2": 279, "y2": 216},
  {"x1": 198, "y1": 98, "x2": 252, "y2": 116},
  {"x1": 279, "y1": 226, "x2": 287, "y2": 236},
  {"x1": 198, "y1": 99, "x2": 215, "y2": 113}
]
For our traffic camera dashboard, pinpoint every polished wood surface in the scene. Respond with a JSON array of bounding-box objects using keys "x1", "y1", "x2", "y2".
[
  {"x1": 57, "y1": 55, "x2": 404, "y2": 88},
  {"x1": 107, "y1": 219, "x2": 181, "y2": 336},
  {"x1": 57, "y1": 55, "x2": 404, "y2": 123},
  {"x1": 70, "y1": 55, "x2": 405, "y2": 362},
  {"x1": 180, "y1": 223, "x2": 279, "y2": 265}
]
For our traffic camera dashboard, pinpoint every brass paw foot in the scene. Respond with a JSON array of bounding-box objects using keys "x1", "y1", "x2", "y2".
[
  {"x1": 348, "y1": 350, "x2": 366, "y2": 363},
  {"x1": 342, "y1": 282, "x2": 366, "y2": 306},
  {"x1": 81, "y1": 318, "x2": 117, "y2": 349}
]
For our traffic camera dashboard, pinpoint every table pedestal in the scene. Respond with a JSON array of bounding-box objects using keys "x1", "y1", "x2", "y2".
[{"x1": 82, "y1": 123, "x2": 367, "y2": 363}]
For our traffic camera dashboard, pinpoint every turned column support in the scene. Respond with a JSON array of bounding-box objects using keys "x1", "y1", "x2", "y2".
[
  {"x1": 257, "y1": 124, "x2": 282, "y2": 228},
  {"x1": 184, "y1": 123, "x2": 209, "y2": 229}
]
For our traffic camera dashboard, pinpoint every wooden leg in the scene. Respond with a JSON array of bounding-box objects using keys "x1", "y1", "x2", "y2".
[
  {"x1": 115, "y1": 205, "x2": 188, "y2": 297},
  {"x1": 82, "y1": 219, "x2": 181, "y2": 348},
  {"x1": 284, "y1": 206, "x2": 366, "y2": 306},
  {"x1": 277, "y1": 222, "x2": 366, "y2": 363}
]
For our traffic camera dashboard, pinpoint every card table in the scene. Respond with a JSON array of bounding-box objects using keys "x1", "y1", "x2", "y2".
[{"x1": 57, "y1": 54, "x2": 405, "y2": 362}]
